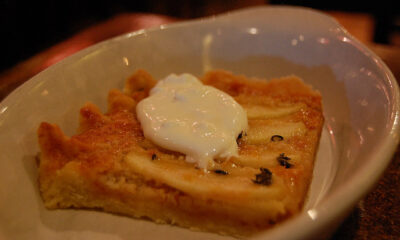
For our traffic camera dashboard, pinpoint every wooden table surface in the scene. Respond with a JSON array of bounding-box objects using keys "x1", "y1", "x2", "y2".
[{"x1": 0, "y1": 13, "x2": 399, "y2": 240}]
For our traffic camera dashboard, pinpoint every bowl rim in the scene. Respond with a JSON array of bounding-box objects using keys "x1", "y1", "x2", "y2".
[{"x1": 233, "y1": 6, "x2": 400, "y2": 240}]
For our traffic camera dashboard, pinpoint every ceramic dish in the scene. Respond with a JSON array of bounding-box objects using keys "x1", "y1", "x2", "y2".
[{"x1": 0, "y1": 6, "x2": 399, "y2": 240}]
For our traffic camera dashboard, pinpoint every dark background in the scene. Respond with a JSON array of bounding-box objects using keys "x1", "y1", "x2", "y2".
[{"x1": 0, "y1": 0, "x2": 398, "y2": 73}]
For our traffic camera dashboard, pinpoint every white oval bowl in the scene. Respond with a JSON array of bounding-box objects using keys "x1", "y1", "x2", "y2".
[{"x1": 0, "y1": 6, "x2": 399, "y2": 240}]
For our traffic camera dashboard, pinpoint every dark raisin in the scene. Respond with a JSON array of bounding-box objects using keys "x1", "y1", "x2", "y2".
[
  {"x1": 271, "y1": 135, "x2": 284, "y2": 142},
  {"x1": 277, "y1": 153, "x2": 292, "y2": 168},
  {"x1": 279, "y1": 160, "x2": 292, "y2": 168},
  {"x1": 151, "y1": 153, "x2": 157, "y2": 160},
  {"x1": 236, "y1": 131, "x2": 244, "y2": 143},
  {"x1": 252, "y1": 168, "x2": 272, "y2": 186},
  {"x1": 214, "y1": 169, "x2": 228, "y2": 175}
]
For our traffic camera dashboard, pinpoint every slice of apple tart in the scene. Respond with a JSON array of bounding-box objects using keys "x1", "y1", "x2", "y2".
[{"x1": 37, "y1": 69, "x2": 323, "y2": 237}]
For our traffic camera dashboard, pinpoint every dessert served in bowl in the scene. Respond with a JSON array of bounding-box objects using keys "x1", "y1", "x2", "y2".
[{"x1": 1, "y1": 6, "x2": 398, "y2": 240}]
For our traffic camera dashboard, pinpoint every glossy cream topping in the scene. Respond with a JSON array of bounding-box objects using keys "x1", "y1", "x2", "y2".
[{"x1": 136, "y1": 73, "x2": 248, "y2": 169}]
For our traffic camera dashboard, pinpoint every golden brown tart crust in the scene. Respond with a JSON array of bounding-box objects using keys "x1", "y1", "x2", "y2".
[{"x1": 37, "y1": 69, "x2": 323, "y2": 236}]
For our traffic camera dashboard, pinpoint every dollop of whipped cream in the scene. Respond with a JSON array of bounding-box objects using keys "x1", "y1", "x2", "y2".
[{"x1": 136, "y1": 73, "x2": 248, "y2": 169}]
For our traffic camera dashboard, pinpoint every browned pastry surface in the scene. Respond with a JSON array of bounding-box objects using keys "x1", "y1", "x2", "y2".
[{"x1": 37, "y1": 69, "x2": 323, "y2": 236}]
